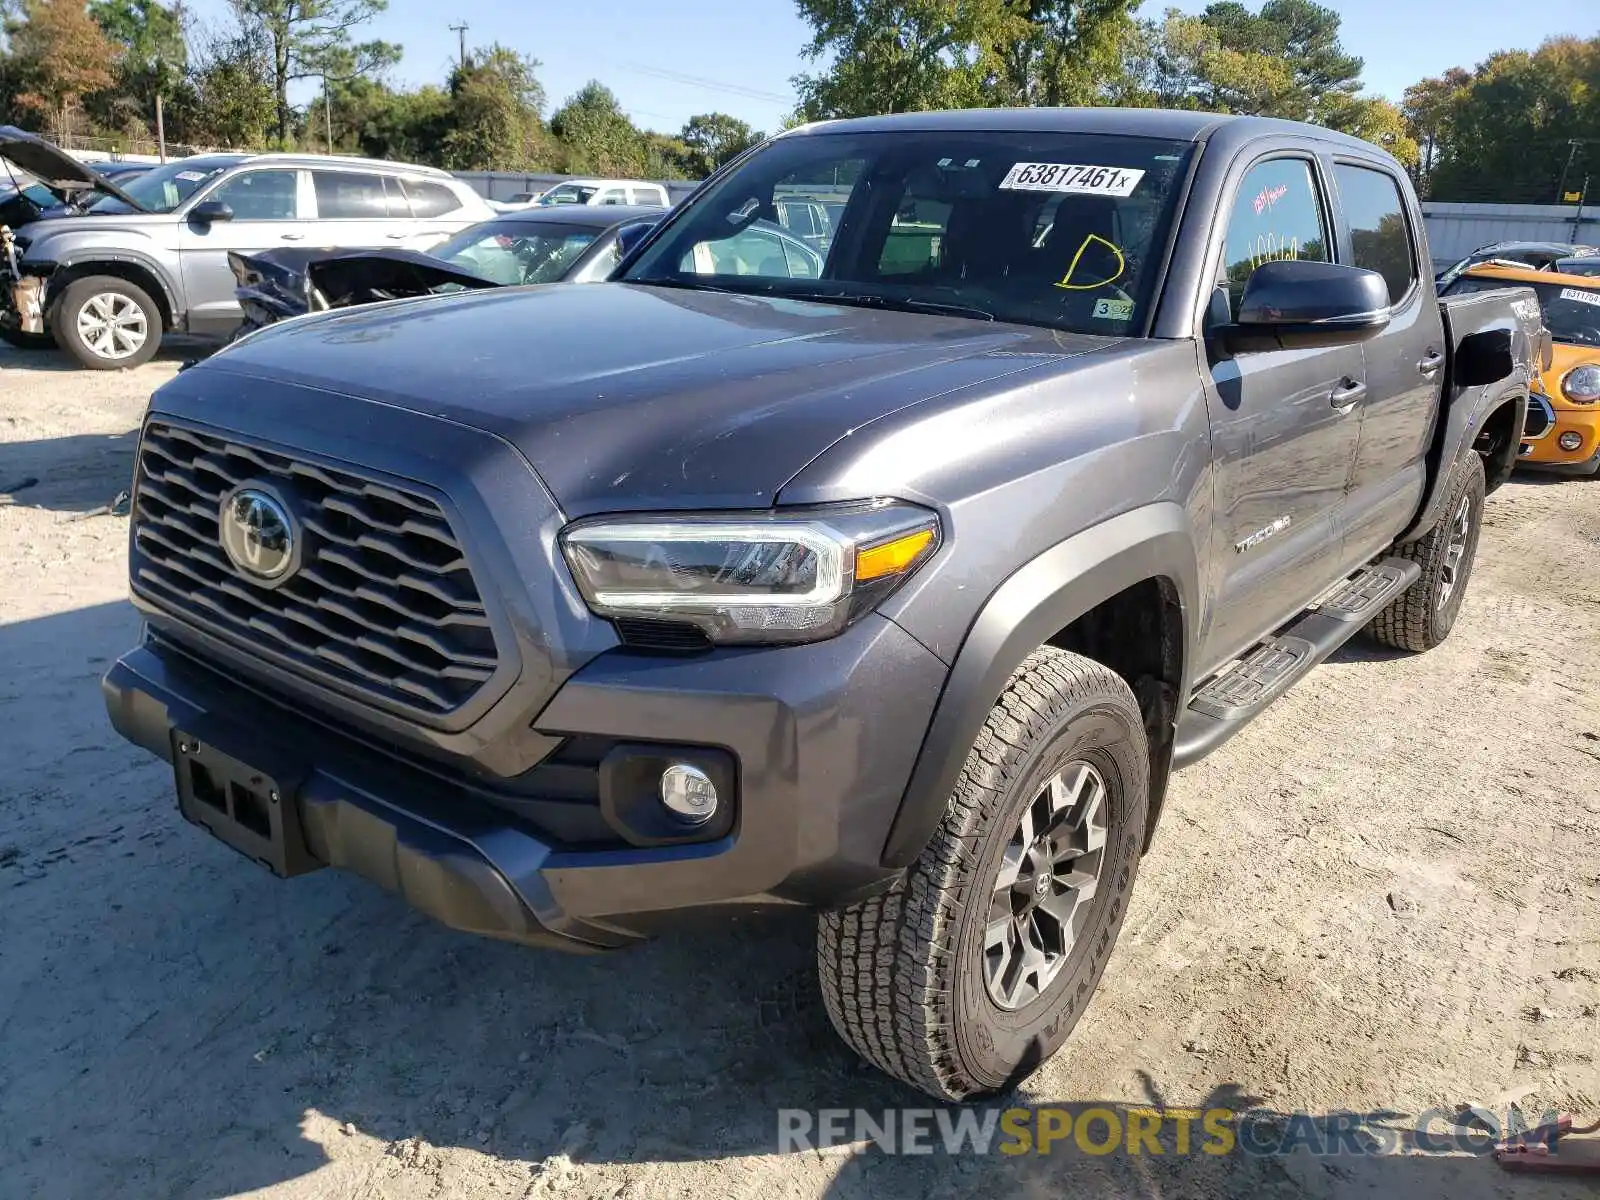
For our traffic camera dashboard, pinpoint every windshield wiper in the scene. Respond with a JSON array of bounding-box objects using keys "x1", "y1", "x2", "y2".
[{"x1": 778, "y1": 288, "x2": 996, "y2": 322}]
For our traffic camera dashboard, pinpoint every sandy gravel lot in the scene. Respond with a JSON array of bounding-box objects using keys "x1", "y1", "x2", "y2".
[{"x1": 1, "y1": 340, "x2": 1597, "y2": 1200}]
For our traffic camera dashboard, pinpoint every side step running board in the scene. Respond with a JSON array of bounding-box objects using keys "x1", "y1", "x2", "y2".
[{"x1": 1173, "y1": 557, "x2": 1421, "y2": 768}]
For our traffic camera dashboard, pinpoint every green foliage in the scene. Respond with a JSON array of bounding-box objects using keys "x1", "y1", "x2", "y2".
[
  {"x1": 228, "y1": 0, "x2": 399, "y2": 144},
  {"x1": 1416, "y1": 37, "x2": 1600, "y2": 203},
  {"x1": 679, "y1": 111, "x2": 761, "y2": 176},
  {"x1": 550, "y1": 81, "x2": 645, "y2": 174},
  {"x1": 437, "y1": 45, "x2": 550, "y2": 170}
]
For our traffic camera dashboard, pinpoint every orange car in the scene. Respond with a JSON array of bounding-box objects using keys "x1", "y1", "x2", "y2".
[{"x1": 1442, "y1": 262, "x2": 1600, "y2": 476}]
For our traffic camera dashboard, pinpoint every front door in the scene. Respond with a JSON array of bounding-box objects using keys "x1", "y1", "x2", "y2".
[
  {"x1": 1199, "y1": 155, "x2": 1365, "y2": 671},
  {"x1": 178, "y1": 168, "x2": 310, "y2": 333}
]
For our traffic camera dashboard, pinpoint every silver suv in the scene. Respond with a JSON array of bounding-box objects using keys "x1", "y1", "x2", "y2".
[{"x1": 2, "y1": 150, "x2": 492, "y2": 368}]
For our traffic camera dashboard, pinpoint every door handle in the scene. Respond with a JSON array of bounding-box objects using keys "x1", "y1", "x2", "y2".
[
  {"x1": 385, "y1": 232, "x2": 409, "y2": 239},
  {"x1": 1330, "y1": 378, "x2": 1367, "y2": 410},
  {"x1": 1418, "y1": 349, "x2": 1444, "y2": 377},
  {"x1": 280, "y1": 232, "x2": 305, "y2": 241}
]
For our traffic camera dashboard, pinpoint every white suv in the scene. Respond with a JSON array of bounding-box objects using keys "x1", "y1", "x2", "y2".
[{"x1": 537, "y1": 179, "x2": 672, "y2": 208}]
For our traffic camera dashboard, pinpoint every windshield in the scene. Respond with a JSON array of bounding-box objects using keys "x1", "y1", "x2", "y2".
[
  {"x1": 539, "y1": 184, "x2": 598, "y2": 206},
  {"x1": 430, "y1": 222, "x2": 599, "y2": 284},
  {"x1": 621, "y1": 130, "x2": 1194, "y2": 335},
  {"x1": 87, "y1": 159, "x2": 235, "y2": 214},
  {"x1": 1444, "y1": 275, "x2": 1600, "y2": 347}
]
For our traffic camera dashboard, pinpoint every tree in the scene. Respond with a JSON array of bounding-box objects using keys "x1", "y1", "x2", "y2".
[
  {"x1": 438, "y1": 45, "x2": 550, "y2": 170},
  {"x1": 791, "y1": 0, "x2": 992, "y2": 119},
  {"x1": 679, "y1": 112, "x2": 761, "y2": 177},
  {"x1": 177, "y1": 17, "x2": 275, "y2": 147},
  {"x1": 5, "y1": 0, "x2": 118, "y2": 137},
  {"x1": 982, "y1": 0, "x2": 1139, "y2": 108},
  {"x1": 228, "y1": 0, "x2": 399, "y2": 145},
  {"x1": 550, "y1": 80, "x2": 645, "y2": 175},
  {"x1": 1416, "y1": 37, "x2": 1600, "y2": 204},
  {"x1": 1401, "y1": 68, "x2": 1469, "y2": 193},
  {"x1": 88, "y1": 0, "x2": 186, "y2": 141}
]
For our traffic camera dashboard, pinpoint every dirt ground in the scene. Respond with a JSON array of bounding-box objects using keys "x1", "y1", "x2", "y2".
[{"x1": 1, "y1": 339, "x2": 1597, "y2": 1200}]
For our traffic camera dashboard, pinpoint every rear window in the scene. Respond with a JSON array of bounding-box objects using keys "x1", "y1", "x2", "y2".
[
  {"x1": 405, "y1": 180, "x2": 463, "y2": 217},
  {"x1": 1335, "y1": 163, "x2": 1416, "y2": 305}
]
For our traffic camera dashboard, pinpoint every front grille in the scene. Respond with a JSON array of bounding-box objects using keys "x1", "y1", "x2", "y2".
[
  {"x1": 1525, "y1": 392, "x2": 1554, "y2": 439},
  {"x1": 132, "y1": 421, "x2": 500, "y2": 719}
]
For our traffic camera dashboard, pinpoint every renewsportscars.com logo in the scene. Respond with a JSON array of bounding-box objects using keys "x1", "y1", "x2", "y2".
[{"x1": 777, "y1": 1105, "x2": 1562, "y2": 1158}]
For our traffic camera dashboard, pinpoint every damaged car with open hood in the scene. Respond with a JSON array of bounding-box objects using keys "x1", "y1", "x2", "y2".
[{"x1": 227, "y1": 203, "x2": 670, "y2": 341}]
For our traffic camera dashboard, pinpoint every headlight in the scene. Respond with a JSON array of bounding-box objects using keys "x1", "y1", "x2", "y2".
[
  {"x1": 561, "y1": 502, "x2": 940, "y2": 646},
  {"x1": 1562, "y1": 364, "x2": 1600, "y2": 404}
]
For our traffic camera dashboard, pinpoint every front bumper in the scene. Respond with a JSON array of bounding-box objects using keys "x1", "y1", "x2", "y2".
[
  {"x1": 1520, "y1": 403, "x2": 1600, "y2": 470},
  {"x1": 104, "y1": 611, "x2": 947, "y2": 950}
]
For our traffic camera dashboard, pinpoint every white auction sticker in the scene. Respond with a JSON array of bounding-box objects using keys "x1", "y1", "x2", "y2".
[
  {"x1": 1560, "y1": 287, "x2": 1600, "y2": 308},
  {"x1": 999, "y1": 162, "x2": 1145, "y2": 197}
]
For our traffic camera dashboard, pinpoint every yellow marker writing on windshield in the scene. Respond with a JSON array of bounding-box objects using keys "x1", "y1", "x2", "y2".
[{"x1": 1054, "y1": 234, "x2": 1126, "y2": 291}]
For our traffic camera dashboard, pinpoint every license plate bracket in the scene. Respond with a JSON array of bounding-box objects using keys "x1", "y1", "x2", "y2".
[{"x1": 172, "y1": 723, "x2": 320, "y2": 877}]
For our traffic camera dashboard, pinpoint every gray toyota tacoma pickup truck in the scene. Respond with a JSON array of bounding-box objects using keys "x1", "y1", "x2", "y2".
[{"x1": 103, "y1": 109, "x2": 1544, "y2": 1100}]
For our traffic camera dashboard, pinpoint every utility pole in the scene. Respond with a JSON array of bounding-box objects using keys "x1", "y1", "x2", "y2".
[
  {"x1": 449, "y1": 22, "x2": 469, "y2": 70},
  {"x1": 154, "y1": 93, "x2": 166, "y2": 163},
  {"x1": 323, "y1": 74, "x2": 334, "y2": 154}
]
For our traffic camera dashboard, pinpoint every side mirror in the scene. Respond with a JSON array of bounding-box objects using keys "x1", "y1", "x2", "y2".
[
  {"x1": 1217, "y1": 259, "x2": 1391, "y2": 353},
  {"x1": 189, "y1": 200, "x2": 234, "y2": 225}
]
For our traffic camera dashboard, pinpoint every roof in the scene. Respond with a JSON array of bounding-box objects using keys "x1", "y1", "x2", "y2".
[
  {"x1": 491, "y1": 204, "x2": 666, "y2": 228},
  {"x1": 236, "y1": 150, "x2": 453, "y2": 177},
  {"x1": 553, "y1": 178, "x2": 666, "y2": 188},
  {"x1": 779, "y1": 107, "x2": 1395, "y2": 158},
  {"x1": 1475, "y1": 240, "x2": 1594, "y2": 257},
  {"x1": 1463, "y1": 262, "x2": 1600, "y2": 288}
]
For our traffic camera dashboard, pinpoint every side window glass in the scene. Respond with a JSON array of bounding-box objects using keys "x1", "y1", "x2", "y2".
[
  {"x1": 382, "y1": 176, "x2": 412, "y2": 218},
  {"x1": 207, "y1": 170, "x2": 300, "y2": 220},
  {"x1": 313, "y1": 171, "x2": 389, "y2": 219},
  {"x1": 403, "y1": 181, "x2": 462, "y2": 218},
  {"x1": 1221, "y1": 159, "x2": 1330, "y2": 316},
  {"x1": 599, "y1": 189, "x2": 628, "y2": 206},
  {"x1": 1334, "y1": 163, "x2": 1416, "y2": 305}
]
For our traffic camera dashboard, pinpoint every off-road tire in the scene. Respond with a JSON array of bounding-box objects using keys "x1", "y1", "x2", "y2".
[
  {"x1": 0, "y1": 326, "x2": 54, "y2": 350},
  {"x1": 52, "y1": 275, "x2": 161, "y2": 370},
  {"x1": 817, "y1": 646, "x2": 1149, "y2": 1101},
  {"x1": 1368, "y1": 451, "x2": 1486, "y2": 652}
]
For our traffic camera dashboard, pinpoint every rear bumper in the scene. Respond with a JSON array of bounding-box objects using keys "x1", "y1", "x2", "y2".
[{"x1": 104, "y1": 613, "x2": 946, "y2": 950}]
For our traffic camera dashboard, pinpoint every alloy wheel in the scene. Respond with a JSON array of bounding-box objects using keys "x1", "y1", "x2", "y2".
[
  {"x1": 983, "y1": 760, "x2": 1109, "y2": 1011},
  {"x1": 76, "y1": 292, "x2": 148, "y2": 361}
]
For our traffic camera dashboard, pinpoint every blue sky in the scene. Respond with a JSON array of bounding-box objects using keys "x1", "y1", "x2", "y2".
[{"x1": 187, "y1": 0, "x2": 1594, "y2": 135}]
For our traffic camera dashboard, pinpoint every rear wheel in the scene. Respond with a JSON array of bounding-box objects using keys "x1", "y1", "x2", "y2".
[
  {"x1": 817, "y1": 647, "x2": 1149, "y2": 1100},
  {"x1": 1367, "y1": 452, "x2": 1485, "y2": 652},
  {"x1": 52, "y1": 275, "x2": 161, "y2": 370}
]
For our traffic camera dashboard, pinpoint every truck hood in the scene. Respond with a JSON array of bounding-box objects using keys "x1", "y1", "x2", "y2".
[
  {"x1": 0, "y1": 126, "x2": 144, "y2": 210},
  {"x1": 195, "y1": 283, "x2": 1114, "y2": 515}
]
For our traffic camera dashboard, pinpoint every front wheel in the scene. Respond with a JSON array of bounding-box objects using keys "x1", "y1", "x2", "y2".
[
  {"x1": 1367, "y1": 451, "x2": 1485, "y2": 652},
  {"x1": 52, "y1": 275, "x2": 162, "y2": 369},
  {"x1": 817, "y1": 647, "x2": 1149, "y2": 1100}
]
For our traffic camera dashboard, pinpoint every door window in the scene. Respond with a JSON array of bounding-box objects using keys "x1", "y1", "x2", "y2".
[
  {"x1": 1221, "y1": 159, "x2": 1331, "y2": 315},
  {"x1": 1334, "y1": 163, "x2": 1416, "y2": 305},
  {"x1": 682, "y1": 223, "x2": 819, "y2": 277},
  {"x1": 313, "y1": 171, "x2": 390, "y2": 219},
  {"x1": 598, "y1": 189, "x2": 628, "y2": 206},
  {"x1": 205, "y1": 170, "x2": 300, "y2": 220}
]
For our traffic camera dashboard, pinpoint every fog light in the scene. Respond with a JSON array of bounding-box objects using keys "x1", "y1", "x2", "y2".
[
  {"x1": 660, "y1": 763, "x2": 718, "y2": 823},
  {"x1": 1559, "y1": 431, "x2": 1584, "y2": 452}
]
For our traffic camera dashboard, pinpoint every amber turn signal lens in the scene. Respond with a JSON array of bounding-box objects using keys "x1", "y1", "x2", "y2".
[{"x1": 856, "y1": 527, "x2": 936, "y2": 582}]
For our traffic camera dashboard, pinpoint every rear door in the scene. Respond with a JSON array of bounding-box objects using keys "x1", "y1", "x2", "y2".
[
  {"x1": 1199, "y1": 154, "x2": 1367, "y2": 668},
  {"x1": 1331, "y1": 160, "x2": 1445, "y2": 565},
  {"x1": 308, "y1": 168, "x2": 399, "y2": 250},
  {"x1": 177, "y1": 167, "x2": 311, "y2": 331}
]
